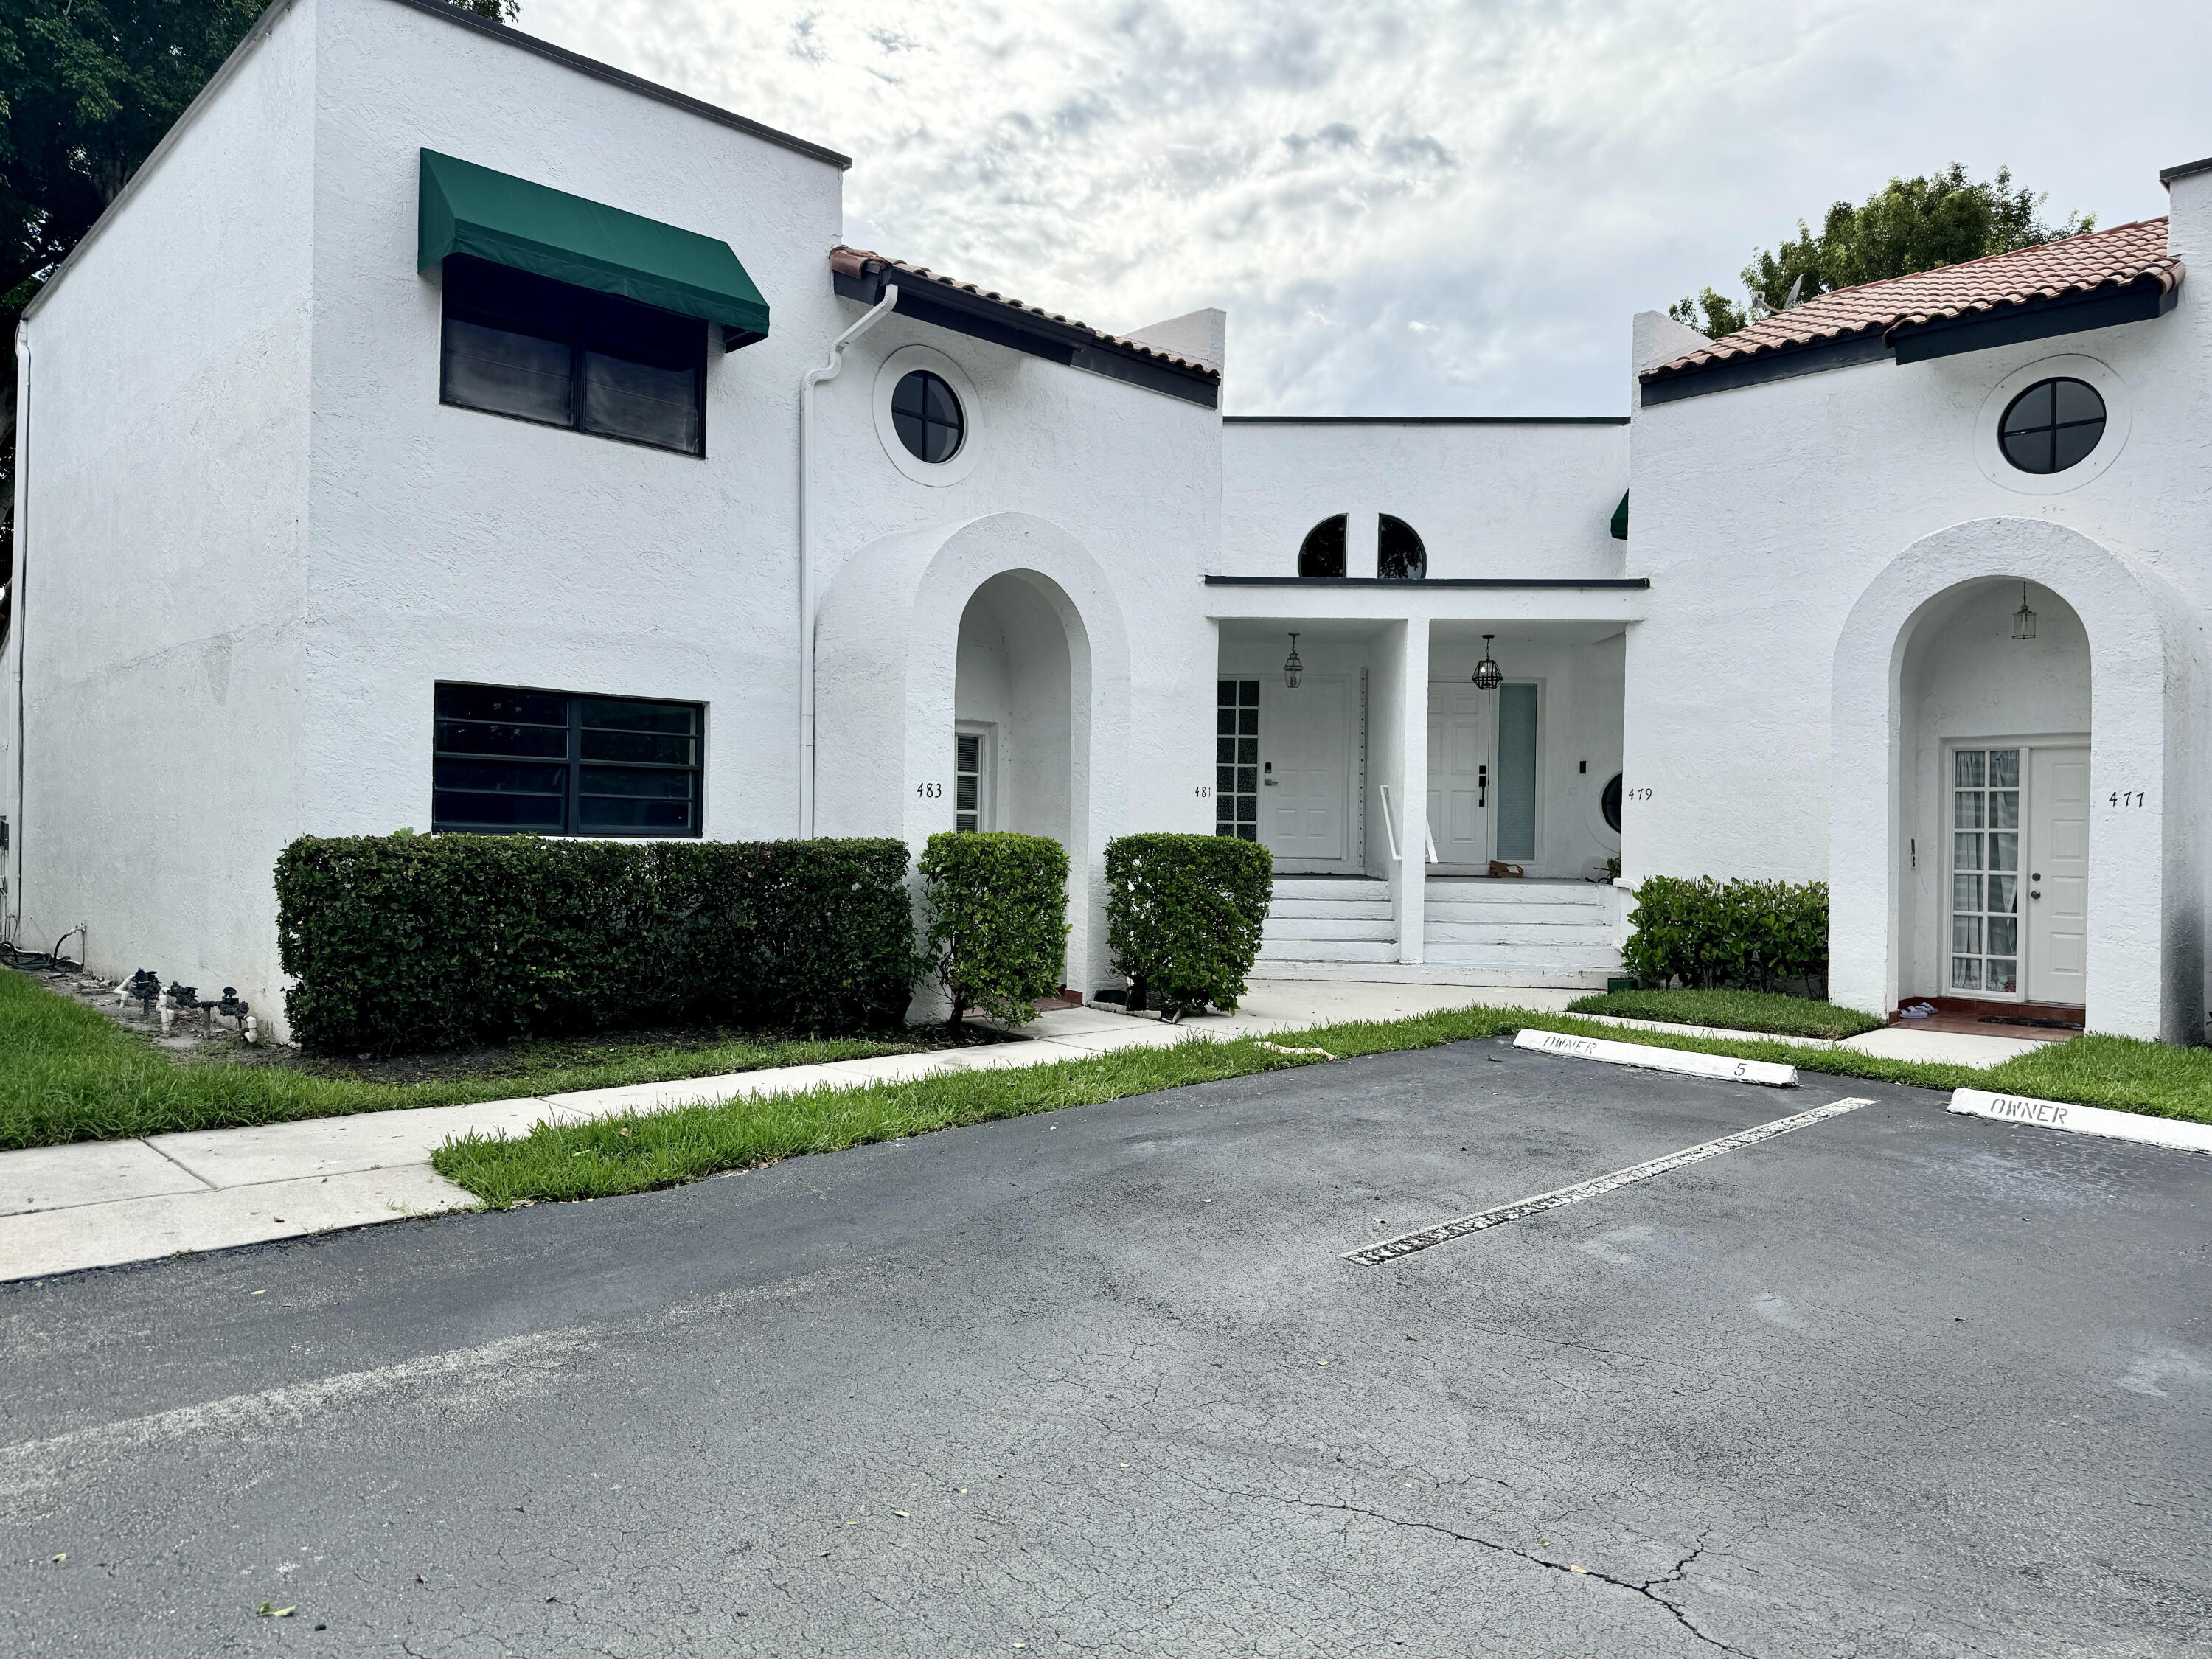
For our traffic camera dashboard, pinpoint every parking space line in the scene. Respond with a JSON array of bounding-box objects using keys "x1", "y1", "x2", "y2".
[{"x1": 1345, "y1": 1097, "x2": 1877, "y2": 1266}]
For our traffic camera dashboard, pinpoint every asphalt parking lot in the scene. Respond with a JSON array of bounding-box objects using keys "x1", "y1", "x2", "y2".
[{"x1": 4, "y1": 1035, "x2": 2208, "y2": 1656}]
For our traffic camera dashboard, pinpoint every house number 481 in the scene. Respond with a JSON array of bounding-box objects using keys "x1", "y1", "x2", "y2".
[{"x1": 2110, "y1": 791, "x2": 2146, "y2": 807}]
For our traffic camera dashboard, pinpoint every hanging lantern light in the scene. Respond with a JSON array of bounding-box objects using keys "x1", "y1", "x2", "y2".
[
  {"x1": 2011, "y1": 582, "x2": 2037, "y2": 641},
  {"x1": 1472, "y1": 633, "x2": 1503, "y2": 692},
  {"x1": 1283, "y1": 632, "x2": 1304, "y2": 689}
]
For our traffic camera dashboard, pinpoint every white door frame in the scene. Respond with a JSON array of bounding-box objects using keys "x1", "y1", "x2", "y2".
[
  {"x1": 1427, "y1": 676, "x2": 1545, "y2": 874},
  {"x1": 1937, "y1": 734, "x2": 2089, "y2": 1004}
]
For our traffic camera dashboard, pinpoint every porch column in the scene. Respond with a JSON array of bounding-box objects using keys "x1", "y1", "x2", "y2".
[{"x1": 1395, "y1": 620, "x2": 1430, "y2": 963}]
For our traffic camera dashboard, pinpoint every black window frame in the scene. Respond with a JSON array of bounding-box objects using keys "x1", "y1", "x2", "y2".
[
  {"x1": 1297, "y1": 515, "x2": 1347, "y2": 578},
  {"x1": 1378, "y1": 514, "x2": 1428, "y2": 580},
  {"x1": 432, "y1": 681, "x2": 705, "y2": 838},
  {"x1": 1998, "y1": 376, "x2": 2107, "y2": 476},
  {"x1": 891, "y1": 369, "x2": 965, "y2": 464},
  {"x1": 439, "y1": 254, "x2": 709, "y2": 458}
]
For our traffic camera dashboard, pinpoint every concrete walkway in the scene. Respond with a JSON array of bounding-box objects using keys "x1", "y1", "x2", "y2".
[{"x1": 0, "y1": 981, "x2": 2046, "y2": 1283}]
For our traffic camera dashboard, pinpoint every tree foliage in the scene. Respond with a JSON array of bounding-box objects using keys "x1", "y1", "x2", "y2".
[
  {"x1": 0, "y1": 0, "x2": 518, "y2": 628},
  {"x1": 1670, "y1": 164, "x2": 2094, "y2": 338}
]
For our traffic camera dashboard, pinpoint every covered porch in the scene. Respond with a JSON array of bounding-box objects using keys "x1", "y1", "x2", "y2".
[{"x1": 1207, "y1": 580, "x2": 1645, "y2": 986}]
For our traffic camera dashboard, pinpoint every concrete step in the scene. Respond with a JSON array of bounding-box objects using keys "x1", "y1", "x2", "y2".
[
  {"x1": 1270, "y1": 898, "x2": 1397, "y2": 921},
  {"x1": 1271, "y1": 877, "x2": 1389, "y2": 901},
  {"x1": 1262, "y1": 919, "x2": 1397, "y2": 942},
  {"x1": 1425, "y1": 880, "x2": 1608, "y2": 907},
  {"x1": 1253, "y1": 960, "x2": 1616, "y2": 990},
  {"x1": 1255, "y1": 939, "x2": 1400, "y2": 964},
  {"x1": 1422, "y1": 921, "x2": 1620, "y2": 947},
  {"x1": 1422, "y1": 901, "x2": 1613, "y2": 925}
]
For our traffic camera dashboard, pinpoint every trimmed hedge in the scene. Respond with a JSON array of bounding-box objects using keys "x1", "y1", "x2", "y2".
[
  {"x1": 1621, "y1": 875, "x2": 1829, "y2": 994},
  {"x1": 918, "y1": 832, "x2": 1070, "y2": 1031},
  {"x1": 275, "y1": 834, "x2": 925, "y2": 1054},
  {"x1": 1105, "y1": 833, "x2": 1273, "y2": 1020}
]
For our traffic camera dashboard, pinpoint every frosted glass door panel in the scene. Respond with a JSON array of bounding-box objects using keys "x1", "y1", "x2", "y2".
[{"x1": 1495, "y1": 684, "x2": 1539, "y2": 863}]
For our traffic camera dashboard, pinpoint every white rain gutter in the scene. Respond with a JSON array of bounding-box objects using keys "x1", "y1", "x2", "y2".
[{"x1": 796, "y1": 284, "x2": 899, "y2": 837}]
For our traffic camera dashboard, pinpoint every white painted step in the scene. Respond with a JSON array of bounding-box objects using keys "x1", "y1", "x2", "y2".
[
  {"x1": 1271, "y1": 898, "x2": 1396, "y2": 921},
  {"x1": 1256, "y1": 960, "x2": 1615, "y2": 990},
  {"x1": 1256, "y1": 940, "x2": 1400, "y2": 964},
  {"x1": 1262, "y1": 919, "x2": 1397, "y2": 942},
  {"x1": 1424, "y1": 942, "x2": 1622, "y2": 970},
  {"x1": 1423, "y1": 922, "x2": 1619, "y2": 947}
]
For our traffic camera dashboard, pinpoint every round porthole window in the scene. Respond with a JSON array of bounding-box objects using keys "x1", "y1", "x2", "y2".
[
  {"x1": 891, "y1": 369, "x2": 964, "y2": 465},
  {"x1": 1601, "y1": 773, "x2": 1623, "y2": 833},
  {"x1": 1999, "y1": 377, "x2": 2106, "y2": 475}
]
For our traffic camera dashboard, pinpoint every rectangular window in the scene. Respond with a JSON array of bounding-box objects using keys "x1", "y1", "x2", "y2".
[
  {"x1": 433, "y1": 682, "x2": 702, "y2": 836},
  {"x1": 1494, "y1": 683, "x2": 1539, "y2": 862},
  {"x1": 439, "y1": 255, "x2": 706, "y2": 456},
  {"x1": 1948, "y1": 747, "x2": 2020, "y2": 994},
  {"x1": 955, "y1": 729, "x2": 987, "y2": 833},
  {"x1": 1215, "y1": 679, "x2": 1259, "y2": 841}
]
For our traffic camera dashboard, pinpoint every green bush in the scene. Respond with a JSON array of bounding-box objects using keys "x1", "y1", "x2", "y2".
[
  {"x1": 1621, "y1": 875, "x2": 1829, "y2": 994},
  {"x1": 918, "y1": 832, "x2": 1070, "y2": 1032},
  {"x1": 275, "y1": 835, "x2": 925, "y2": 1054},
  {"x1": 1105, "y1": 833, "x2": 1273, "y2": 1020}
]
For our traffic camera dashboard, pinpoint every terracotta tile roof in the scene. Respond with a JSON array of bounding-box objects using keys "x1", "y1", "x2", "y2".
[
  {"x1": 1644, "y1": 218, "x2": 2183, "y2": 380},
  {"x1": 829, "y1": 246, "x2": 1220, "y2": 376}
]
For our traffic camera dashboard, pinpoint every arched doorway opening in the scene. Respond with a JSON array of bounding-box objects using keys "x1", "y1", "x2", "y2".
[
  {"x1": 1897, "y1": 577, "x2": 2090, "y2": 1009},
  {"x1": 953, "y1": 571, "x2": 1077, "y2": 847}
]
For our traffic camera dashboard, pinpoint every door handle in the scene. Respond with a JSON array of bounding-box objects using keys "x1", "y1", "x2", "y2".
[
  {"x1": 2031, "y1": 890, "x2": 2042, "y2": 899},
  {"x1": 1478, "y1": 764, "x2": 1487, "y2": 808}
]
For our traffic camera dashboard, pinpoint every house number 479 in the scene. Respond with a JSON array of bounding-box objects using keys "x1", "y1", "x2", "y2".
[{"x1": 2109, "y1": 790, "x2": 2146, "y2": 807}]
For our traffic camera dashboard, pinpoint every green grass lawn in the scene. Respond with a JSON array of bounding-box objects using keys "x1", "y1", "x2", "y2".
[
  {"x1": 0, "y1": 968, "x2": 921, "y2": 1150},
  {"x1": 1565, "y1": 987, "x2": 1886, "y2": 1040},
  {"x1": 434, "y1": 1003, "x2": 2212, "y2": 1208}
]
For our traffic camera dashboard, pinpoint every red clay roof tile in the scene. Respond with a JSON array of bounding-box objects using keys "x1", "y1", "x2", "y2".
[
  {"x1": 1644, "y1": 218, "x2": 2183, "y2": 380},
  {"x1": 829, "y1": 246, "x2": 1220, "y2": 376}
]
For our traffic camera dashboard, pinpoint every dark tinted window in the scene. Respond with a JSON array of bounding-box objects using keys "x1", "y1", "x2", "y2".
[
  {"x1": 433, "y1": 682, "x2": 702, "y2": 836},
  {"x1": 1379, "y1": 515, "x2": 1427, "y2": 580},
  {"x1": 440, "y1": 255, "x2": 706, "y2": 456},
  {"x1": 1297, "y1": 515, "x2": 1346, "y2": 578},
  {"x1": 891, "y1": 370, "x2": 964, "y2": 463},
  {"x1": 1999, "y1": 377, "x2": 2105, "y2": 475},
  {"x1": 1601, "y1": 773, "x2": 1623, "y2": 832}
]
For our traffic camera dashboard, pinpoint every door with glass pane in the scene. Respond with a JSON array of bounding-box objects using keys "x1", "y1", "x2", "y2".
[{"x1": 1949, "y1": 748, "x2": 2022, "y2": 996}]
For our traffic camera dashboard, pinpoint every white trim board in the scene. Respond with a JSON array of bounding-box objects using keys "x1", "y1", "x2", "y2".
[
  {"x1": 1947, "y1": 1089, "x2": 2212, "y2": 1154},
  {"x1": 1513, "y1": 1027, "x2": 1798, "y2": 1087}
]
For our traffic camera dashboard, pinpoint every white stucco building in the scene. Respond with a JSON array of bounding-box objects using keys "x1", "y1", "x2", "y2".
[{"x1": 4, "y1": 0, "x2": 2207, "y2": 1045}]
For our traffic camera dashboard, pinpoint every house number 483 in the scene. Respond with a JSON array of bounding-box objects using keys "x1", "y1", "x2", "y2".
[
  {"x1": 916, "y1": 782, "x2": 943, "y2": 799},
  {"x1": 2110, "y1": 790, "x2": 2146, "y2": 807}
]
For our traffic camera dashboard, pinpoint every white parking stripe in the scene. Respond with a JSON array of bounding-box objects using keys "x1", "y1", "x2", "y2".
[{"x1": 1346, "y1": 1097, "x2": 1877, "y2": 1266}]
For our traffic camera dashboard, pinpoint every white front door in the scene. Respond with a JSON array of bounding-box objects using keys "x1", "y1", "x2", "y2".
[
  {"x1": 1427, "y1": 681, "x2": 1491, "y2": 866},
  {"x1": 2028, "y1": 746, "x2": 2090, "y2": 1004},
  {"x1": 1261, "y1": 675, "x2": 1351, "y2": 868}
]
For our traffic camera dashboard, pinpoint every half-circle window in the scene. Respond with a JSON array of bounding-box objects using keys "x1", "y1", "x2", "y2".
[
  {"x1": 1379, "y1": 515, "x2": 1427, "y2": 580},
  {"x1": 1601, "y1": 773, "x2": 1623, "y2": 832},
  {"x1": 1297, "y1": 515, "x2": 1347, "y2": 577}
]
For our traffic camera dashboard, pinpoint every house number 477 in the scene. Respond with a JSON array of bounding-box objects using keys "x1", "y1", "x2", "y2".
[{"x1": 2109, "y1": 790, "x2": 2146, "y2": 807}]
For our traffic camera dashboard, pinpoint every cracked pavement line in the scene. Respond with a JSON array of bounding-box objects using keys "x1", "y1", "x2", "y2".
[{"x1": 1347, "y1": 1098, "x2": 1877, "y2": 1265}]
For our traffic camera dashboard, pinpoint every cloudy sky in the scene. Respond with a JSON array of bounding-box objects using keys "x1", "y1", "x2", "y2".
[{"x1": 526, "y1": 0, "x2": 2210, "y2": 417}]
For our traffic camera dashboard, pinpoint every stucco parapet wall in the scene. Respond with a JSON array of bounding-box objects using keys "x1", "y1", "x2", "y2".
[{"x1": 1201, "y1": 580, "x2": 1649, "y2": 624}]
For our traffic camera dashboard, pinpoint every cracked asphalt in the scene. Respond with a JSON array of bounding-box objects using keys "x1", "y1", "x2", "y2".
[{"x1": 4, "y1": 1035, "x2": 2208, "y2": 1656}]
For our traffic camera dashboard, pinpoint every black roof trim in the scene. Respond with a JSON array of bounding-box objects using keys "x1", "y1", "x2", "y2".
[
  {"x1": 1887, "y1": 278, "x2": 2179, "y2": 364},
  {"x1": 1203, "y1": 576, "x2": 1650, "y2": 590},
  {"x1": 1222, "y1": 415, "x2": 1628, "y2": 426},
  {"x1": 1640, "y1": 333, "x2": 1891, "y2": 405},
  {"x1": 389, "y1": 0, "x2": 849, "y2": 170},
  {"x1": 2160, "y1": 156, "x2": 2212, "y2": 186},
  {"x1": 833, "y1": 267, "x2": 1220, "y2": 408}
]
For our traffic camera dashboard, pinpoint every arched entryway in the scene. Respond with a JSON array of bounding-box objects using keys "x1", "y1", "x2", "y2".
[
  {"x1": 954, "y1": 572, "x2": 1076, "y2": 844},
  {"x1": 1897, "y1": 578, "x2": 2090, "y2": 1009},
  {"x1": 1829, "y1": 518, "x2": 2198, "y2": 1042},
  {"x1": 813, "y1": 513, "x2": 1130, "y2": 1001}
]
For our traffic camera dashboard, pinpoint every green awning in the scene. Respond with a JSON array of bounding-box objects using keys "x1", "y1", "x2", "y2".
[
  {"x1": 417, "y1": 150, "x2": 769, "y2": 348},
  {"x1": 1610, "y1": 490, "x2": 1629, "y2": 540}
]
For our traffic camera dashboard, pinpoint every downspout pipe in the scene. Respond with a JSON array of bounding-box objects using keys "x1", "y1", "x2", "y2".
[
  {"x1": 7, "y1": 323, "x2": 27, "y2": 945},
  {"x1": 797, "y1": 285, "x2": 899, "y2": 838}
]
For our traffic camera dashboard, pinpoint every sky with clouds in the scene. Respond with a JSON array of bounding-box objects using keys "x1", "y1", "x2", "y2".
[{"x1": 526, "y1": 0, "x2": 2211, "y2": 417}]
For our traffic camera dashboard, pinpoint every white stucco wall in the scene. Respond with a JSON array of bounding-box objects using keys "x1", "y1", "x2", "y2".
[
  {"x1": 7, "y1": 0, "x2": 319, "y2": 1015},
  {"x1": 1626, "y1": 184, "x2": 2212, "y2": 1038},
  {"x1": 1221, "y1": 419, "x2": 1629, "y2": 580}
]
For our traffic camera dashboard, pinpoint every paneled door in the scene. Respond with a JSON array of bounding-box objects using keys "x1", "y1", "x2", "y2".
[
  {"x1": 1427, "y1": 682, "x2": 1491, "y2": 866},
  {"x1": 1261, "y1": 675, "x2": 1352, "y2": 868},
  {"x1": 2028, "y1": 746, "x2": 2090, "y2": 1004}
]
